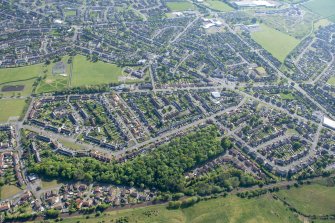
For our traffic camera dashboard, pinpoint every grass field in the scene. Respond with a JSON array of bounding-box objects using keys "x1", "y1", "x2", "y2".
[
  {"x1": 0, "y1": 64, "x2": 42, "y2": 84},
  {"x1": 41, "y1": 179, "x2": 60, "y2": 190},
  {"x1": 59, "y1": 139, "x2": 85, "y2": 151},
  {"x1": 251, "y1": 24, "x2": 300, "y2": 62},
  {"x1": 0, "y1": 99, "x2": 26, "y2": 122},
  {"x1": 36, "y1": 56, "x2": 71, "y2": 93},
  {"x1": 0, "y1": 79, "x2": 36, "y2": 97},
  {"x1": 276, "y1": 184, "x2": 335, "y2": 216},
  {"x1": 166, "y1": 1, "x2": 195, "y2": 11},
  {"x1": 39, "y1": 194, "x2": 300, "y2": 223},
  {"x1": 327, "y1": 76, "x2": 335, "y2": 86},
  {"x1": 37, "y1": 77, "x2": 68, "y2": 93},
  {"x1": 0, "y1": 185, "x2": 22, "y2": 200},
  {"x1": 0, "y1": 64, "x2": 44, "y2": 96},
  {"x1": 205, "y1": 0, "x2": 233, "y2": 12},
  {"x1": 71, "y1": 55, "x2": 123, "y2": 87},
  {"x1": 303, "y1": 0, "x2": 335, "y2": 22}
]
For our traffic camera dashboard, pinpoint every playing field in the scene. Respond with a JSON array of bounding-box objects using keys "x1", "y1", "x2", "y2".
[
  {"x1": 166, "y1": 1, "x2": 195, "y2": 11},
  {"x1": 303, "y1": 0, "x2": 335, "y2": 21},
  {"x1": 276, "y1": 184, "x2": 335, "y2": 216},
  {"x1": 0, "y1": 99, "x2": 26, "y2": 122},
  {"x1": 205, "y1": 0, "x2": 233, "y2": 12},
  {"x1": 251, "y1": 24, "x2": 300, "y2": 62},
  {"x1": 42, "y1": 194, "x2": 300, "y2": 223},
  {"x1": 71, "y1": 55, "x2": 123, "y2": 87}
]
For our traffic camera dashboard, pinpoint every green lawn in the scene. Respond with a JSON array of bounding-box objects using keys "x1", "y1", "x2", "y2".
[
  {"x1": 279, "y1": 92, "x2": 295, "y2": 100},
  {"x1": 205, "y1": 0, "x2": 233, "y2": 12},
  {"x1": 166, "y1": 1, "x2": 195, "y2": 11},
  {"x1": 71, "y1": 55, "x2": 123, "y2": 87},
  {"x1": 303, "y1": 0, "x2": 335, "y2": 21},
  {"x1": 327, "y1": 76, "x2": 335, "y2": 86},
  {"x1": 59, "y1": 139, "x2": 85, "y2": 151},
  {"x1": 251, "y1": 24, "x2": 300, "y2": 62},
  {"x1": 65, "y1": 10, "x2": 76, "y2": 16},
  {"x1": 0, "y1": 99, "x2": 26, "y2": 122},
  {"x1": 276, "y1": 184, "x2": 335, "y2": 216},
  {"x1": 39, "y1": 194, "x2": 300, "y2": 223},
  {"x1": 0, "y1": 185, "x2": 22, "y2": 200}
]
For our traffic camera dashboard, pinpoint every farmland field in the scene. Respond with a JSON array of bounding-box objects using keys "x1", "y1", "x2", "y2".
[
  {"x1": 166, "y1": 1, "x2": 195, "y2": 11},
  {"x1": 276, "y1": 184, "x2": 335, "y2": 216},
  {"x1": 303, "y1": 0, "x2": 335, "y2": 22},
  {"x1": 71, "y1": 55, "x2": 123, "y2": 87},
  {"x1": 36, "y1": 194, "x2": 300, "y2": 223},
  {"x1": 251, "y1": 24, "x2": 300, "y2": 62},
  {"x1": 0, "y1": 99, "x2": 26, "y2": 122},
  {"x1": 251, "y1": 10, "x2": 318, "y2": 39},
  {"x1": 205, "y1": 0, "x2": 233, "y2": 12}
]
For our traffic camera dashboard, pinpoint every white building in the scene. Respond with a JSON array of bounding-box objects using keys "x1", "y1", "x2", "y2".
[{"x1": 323, "y1": 116, "x2": 335, "y2": 130}]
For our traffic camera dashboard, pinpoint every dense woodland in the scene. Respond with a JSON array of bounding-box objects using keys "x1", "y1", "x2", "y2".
[{"x1": 28, "y1": 125, "x2": 257, "y2": 193}]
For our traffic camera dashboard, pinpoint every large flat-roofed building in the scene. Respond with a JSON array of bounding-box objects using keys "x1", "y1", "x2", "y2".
[
  {"x1": 323, "y1": 116, "x2": 335, "y2": 130},
  {"x1": 233, "y1": 0, "x2": 278, "y2": 8}
]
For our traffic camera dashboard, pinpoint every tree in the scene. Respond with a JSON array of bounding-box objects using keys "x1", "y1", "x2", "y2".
[
  {"x1": 45, "y1": 209, "x2": 60, "y2": 219},
  {"x1": 221, "y1": 137, "x2": 232, "y2": 150}
]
